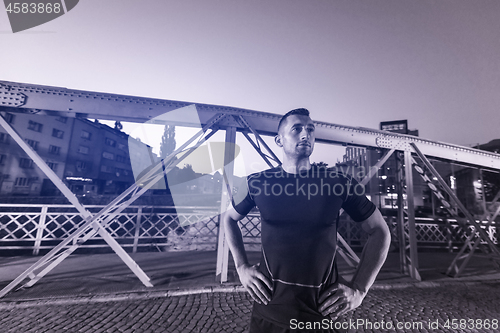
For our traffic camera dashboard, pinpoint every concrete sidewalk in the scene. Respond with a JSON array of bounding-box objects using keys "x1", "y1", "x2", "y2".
[
  {"x1": 1, "y1": 250, "x2": 499, "y2": 303},
  {"x1": 1, "y1": 250, "x2": 500, "y2": 333}
]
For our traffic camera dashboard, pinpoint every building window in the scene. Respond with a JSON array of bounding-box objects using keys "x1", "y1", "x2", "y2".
[
  {"x1": 76, "y1": 161, "x2": 89, "y2": 171},
  {"x1": 115, "y1": 168, "x2": 129, "y2": 177},
  {"x1": 0, "y1": 133, "x2": 9, "y2": 144},
  {"x1": 56, "y1": 116, "x2": 67, "y2": 123},
  {"x1": 116, "y1": 155, "x2": 128, "y2": 163},
  {"x1": 47, "y1": 162, "x2": 58, "y2": 172},
  {"x1": 0, "y1": 154, "x2": 6, "y2": 165},
  {"x1": 4, "y1": 113, "x2": 15, "y2": 124},
  {"x1": 100, "y1": 165, "x2": 114, "y2": 173},
  {"x1": 15, "y1": 177, "x2": 31, "y2": 187},
  {"x1": 78, "y1": 146, "x2": 89, "y2": 154},
  {"x1": 28, "y1": 120, "x2": 43, "y2": 132},
  {"x1": 118, "y1": 143, "x2": 127, "y2": 151},
  {"x1": 19, "y1": 158, "x2": 34, "y2": 169},
  {"x1": 81, "y1": 130, "x2": 92, "y2": 140},
  {"x1": 52, "y1": 128, "x2": 64, "y2": 139},
  {"x1": 104, "y1": 137, "x2": 116, "y2": 147},
  {"x1": 49, "y1": 145, "x2": 61, "y2": 155},
  {"x1": 25, "y1": 139, "x2": 39, "y2": 151},
  {"x1": 102, "y1": 152, "x2": 114, "y2": 160}
]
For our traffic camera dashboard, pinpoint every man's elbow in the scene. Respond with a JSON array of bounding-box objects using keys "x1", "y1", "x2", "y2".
[
  {"x1": 221, "y1": 212, "x2": 235, "y2": 227},
  {"x1": 365, "y1": 214, "x2": 391, "y2": 250},
  {"x1": 380, "y1": 222, "x2": 391, "y2": 248},
  {"x1": 222, "y1": 207, "x2": 244, "y2": 226},
  {"x1": 371, "y1": 220, "x2": 391, "y2": 255}
]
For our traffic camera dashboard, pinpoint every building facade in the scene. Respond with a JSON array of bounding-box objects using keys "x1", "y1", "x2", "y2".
[
  {"x1": 0, "y1": 112, "x2": 71, "y2": 196},
  {"x1": 0, "y1": 112, "x2": 226, "y2": 201},
  {"x1": 0, "y1": 112, "x2": 135, "y2": 197},
  {"x1": 64, "y1": 119, "x2": 135, "y2": 196}
]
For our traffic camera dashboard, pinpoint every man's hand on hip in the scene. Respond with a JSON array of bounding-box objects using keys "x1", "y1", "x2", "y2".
[
  {"x1": 237, "y1": 263, "x2": 272, "y2": 305},
  {"x1": 318, "y1": 282, "x2": 366, "y2": 320}
]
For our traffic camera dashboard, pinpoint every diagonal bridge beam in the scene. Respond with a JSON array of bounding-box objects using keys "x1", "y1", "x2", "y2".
[{"x1": 0, "y1": 112, "x2": 226, "y2": 298}]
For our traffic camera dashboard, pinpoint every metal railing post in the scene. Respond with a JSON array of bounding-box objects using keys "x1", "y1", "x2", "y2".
[
  {"x1": 133, "y1": 207, "x2": 143, "y2": 253},
  {"x1": 33, "y1": 205, "x2": 48, "y2": 256}
]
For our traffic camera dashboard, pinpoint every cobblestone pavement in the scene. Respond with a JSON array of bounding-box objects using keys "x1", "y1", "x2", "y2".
[{"x1": 1, "y1": 281, "x2": 499, "y2": 333}]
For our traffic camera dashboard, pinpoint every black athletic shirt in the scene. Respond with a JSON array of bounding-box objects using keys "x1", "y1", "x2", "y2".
[{"x1": 232, "y1": 165, "x2": 376, "y2": 329}]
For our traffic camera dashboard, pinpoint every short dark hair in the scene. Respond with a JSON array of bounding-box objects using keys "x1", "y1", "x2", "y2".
[{"x1": 277, "y1": 108, "x2": 310, "y2": 133}]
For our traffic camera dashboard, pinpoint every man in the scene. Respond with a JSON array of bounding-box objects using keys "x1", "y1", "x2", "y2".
[{"x1": 223, "y1": 108, "x2": 391, "y2": 332}]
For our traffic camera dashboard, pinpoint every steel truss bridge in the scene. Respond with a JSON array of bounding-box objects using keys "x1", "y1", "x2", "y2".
[{"x1": 0, "y1": 80, "x2": 499, "y2": 298}]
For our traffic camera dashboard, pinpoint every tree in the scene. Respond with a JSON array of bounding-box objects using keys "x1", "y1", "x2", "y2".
[
  {"x1": 159, "y1": 125, "x2": 176, "y2": 159},
  {"x1": 312, "y1": 161, "x2": 328, "y2": 168}
]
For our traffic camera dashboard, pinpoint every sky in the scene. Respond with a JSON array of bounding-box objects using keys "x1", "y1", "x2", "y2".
[{"x1": 1, "y1": 0, "x2": 500, "y2": 175}]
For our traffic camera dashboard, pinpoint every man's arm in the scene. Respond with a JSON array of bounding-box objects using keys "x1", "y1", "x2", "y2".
[
  {"x1": 223, "y1": 205, "x2": 271, "y2": 305},
  {"x1": 318, "y1": 208, "x2": 391, "y2": 319}
]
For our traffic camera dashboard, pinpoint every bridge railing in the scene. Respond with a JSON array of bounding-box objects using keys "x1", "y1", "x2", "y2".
[
  {"x1": 0, "y1": 204, "x2": 262, "y2": 255},
  {"x1": 338, "y1": 215, "x2": 497, "y2": 252},
  {"x1": 0, "y1": 204, "x2": 496, "y2": 255}
]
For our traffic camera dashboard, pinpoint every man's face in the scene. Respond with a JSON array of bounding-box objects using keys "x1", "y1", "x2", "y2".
[{"x1": 275, "y1": 114, "x2": 316, "y2": 159}]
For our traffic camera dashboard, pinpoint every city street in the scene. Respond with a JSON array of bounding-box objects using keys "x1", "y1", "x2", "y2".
[
  {"x1": 1, "y1": 281, "x2": 499, "y2": 332},
  {"x1": 1, "y1": 251, "x2": 499, "y2": 333}
]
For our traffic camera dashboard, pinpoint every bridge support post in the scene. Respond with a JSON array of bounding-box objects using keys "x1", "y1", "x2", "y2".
[
  {"x1": 404, "y1": 150, "x2": 421, "y2": 280},
  {"x1": 216, "y1": 126, "x2": 237, "y2": 283},
  {"x1": 395, "y1": 151, "x2": 421, "y2": 280}
]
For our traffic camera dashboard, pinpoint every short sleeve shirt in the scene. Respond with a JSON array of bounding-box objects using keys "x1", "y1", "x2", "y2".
[{"x1": 232, "y1": 165, "x2": 376, "y2": 328}]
